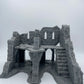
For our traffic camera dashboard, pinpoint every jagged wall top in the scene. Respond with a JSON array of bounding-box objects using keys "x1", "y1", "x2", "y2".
[{"x1": 11, "y1": 25, "x2": 70, "y2": 46}]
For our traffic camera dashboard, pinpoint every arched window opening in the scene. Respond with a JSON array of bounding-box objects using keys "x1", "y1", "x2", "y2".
[
  {"x1": 25, "y1": 50, "x2": 30, "y2": 61},
  {"x1": 44, "y1": 32, "x2": 47, "y2": 39},
  {"x1": 52, "y1": 32, "x2": 55, "y2": 39},
  {"x1": 56, "y1": 43, "x2": 60, "y2": 46},
  {"x1": 46, "y1": 49, "x2": 52, "y2": 61}
]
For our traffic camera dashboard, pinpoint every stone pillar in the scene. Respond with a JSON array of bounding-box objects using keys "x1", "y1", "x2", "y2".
[
  {"x1": 51, "y1": 49, "x2": 54, "y2": 62},
  {"x1": 33, "y1": 37, "x2": 40, "y2": 49},
  {"x1": 29, "y1": 51, "x2": 43, "y2": 84},
  {"x1": 7, "y1": 40, "x2": 15, "y2": 62}
]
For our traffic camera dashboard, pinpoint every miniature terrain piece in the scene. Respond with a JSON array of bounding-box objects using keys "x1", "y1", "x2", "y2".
[{"x1": 0, "y1": 25, "x2": 83, "y2": 84}]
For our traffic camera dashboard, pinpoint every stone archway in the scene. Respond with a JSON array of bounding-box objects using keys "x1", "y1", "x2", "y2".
[
  {"x1": 40, "y1": 48, "x2": 55, "y2": 64},
  {"x1": 45, "y1": 49, "x2": 55, "y2": 62},
  {"x1": 45, "y1": 49, "x2": 52, "y2": 61},
  {"x1": 15, "y1": 49, "x2": 32, "y2": 67},
  {"x1": 25, "y1": 50, "x2": 31, "y2": 61}
]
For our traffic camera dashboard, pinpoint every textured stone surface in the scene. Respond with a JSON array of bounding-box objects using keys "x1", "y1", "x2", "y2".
[{"x1": 0, "y1": 25, "x2": 83, "y2": 84}]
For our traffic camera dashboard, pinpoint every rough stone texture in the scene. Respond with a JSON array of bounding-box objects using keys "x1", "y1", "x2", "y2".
[
  {"x1": 0, "y1": 25, "x2": 83, "y2": 84},
  {"x1": 33, "y1": 37, "x2": 40, "y2": 49},
  {"x1": 40, "y1": 26, "x2": 60, "y2": 45},
  {"x1": 60, "y1": 25, "x2": 83, "y2": 84}
]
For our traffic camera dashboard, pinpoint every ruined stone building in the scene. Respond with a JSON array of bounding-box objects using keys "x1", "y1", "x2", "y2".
[{"x1": 0, "y1": 25, "x2": 83, "y2": 84}]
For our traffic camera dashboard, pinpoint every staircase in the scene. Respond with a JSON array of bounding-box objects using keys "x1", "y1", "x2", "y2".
[{"x1": 56, "y1": 48, "x2": 70, "y2": 78}]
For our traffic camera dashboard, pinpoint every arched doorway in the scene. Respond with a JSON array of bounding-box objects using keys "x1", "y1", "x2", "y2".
[
  {"x1": 25, "y1": 50, "x2": 30, "y2": 61},
  {"x1": 45, "y1": 49, "x2": 56, "y2": 62},
  {"x1": 46, "y1": 49, "x2": 52, "y2": 61},
  {"x1": 25, "y1": 50, "x2": 32, "y2": 66},
  {"x1": 40, "y1": 49, "x2": 53, "y2": 64}
]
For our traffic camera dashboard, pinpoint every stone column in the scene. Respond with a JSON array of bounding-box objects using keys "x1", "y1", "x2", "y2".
[
  {"x1": 29, "y1": 51, "x2": 43, "y2": 84},
  {"x1": 33, "y1": 37, "x2": 40, "y2": 49},
  {"x1": 7, "y1": 40, "x2": 15, "y2": 62}
]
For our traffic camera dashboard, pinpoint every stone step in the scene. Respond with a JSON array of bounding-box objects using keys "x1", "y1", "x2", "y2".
[
  {"x1": 57, "y1": 69, "x2": 68, "y2": 72},
  {"x1": 57, "y1": 60, "x2": 67, "y2": 62},
  {"x1": 57, "y1": 67, "x2": 68, "y2": 71},
  {"x1": 57, "y1": 62, "x2": 68, "y2": 66},
  {"x1": 56, "y1": 50, "x2": 66, "y2": 53},
  {"x1": 57, "y1": 55, "x2": 67, "y2": 58},
  {"x1": 56, "y1": 64, "x2": 68, "y2": 67},
  {"x1": 56, "y1": 56, "x2": 67, "y2": 60},
  {"x1": 58, "y1": 71, "x2": 69, "y2": 74},
  {"x1": 57, "y1": 59, "x2": 67, "y2": 62},
  {"x1": 57, "y1": 64, "x2": 68, "y2": 67},
  {"x1": 56, "y1": 53, "x2": 66, "y2": 56},
  {"x1": 63, "y1": 75, "x2": 70, "y2": 78},
  {"x1": 56, "y1": 49, "x2": 70, "y2": 78},
  {"x1": 58, "y1": 73, "x2": 70, "y2": 77},
  {"x1": 56, "y1": 57, "x2": 67, "y2": 60},
  {"x1": 57, "y1": 66, "x2": 68, "y2": 68},
  {"x1": 56, "y1": 55, "x2": 67, "y2": 58},
  {"x1": 58, "y1": 69, "x2": 69, "y2": 71},
  {"x1": 57, "y1": 66, "x2": 68, "y2": 69},
  {"x1": 57, "y1": 66, "x2": 68, "y2": 70},
  {"x1": 56, "y1": 59, "x2": 67, "y2": 61},
  {"x1": 56, "y1": 49, "x2": 66, "y2": 51},
  {"x1": 57, "y1": 61, "x2": 68, "y2": 64}
]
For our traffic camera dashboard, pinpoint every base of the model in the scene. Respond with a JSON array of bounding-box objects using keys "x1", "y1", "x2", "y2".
[{"x1": 0, "y1": 61, "x2": 72, "y2": 84}]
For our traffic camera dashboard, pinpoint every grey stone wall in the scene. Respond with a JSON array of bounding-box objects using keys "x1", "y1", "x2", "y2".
[
  {"x1": 7, "y1": 32, "x2": 21, "y2": 62},
  {"x1": 29, "y1": 31, "x2": 35, "y2": 44},
  {"x1": 65, "y1": 41, "x2": 83, "y2": 84},
  {"x1": 40, "y1": 26, "x2": 60, "y2": 45},
  {"x1": 20, "y1": 33, "x2": 28, "y2": 44},
  {"x1": 60, "y1": 25, "x2": 83, "y2": 84},
  {"x1": 2, "y1": 32, "x2": 21, "y2": 74},
  {"x1": 15, "y1": 26, "x2": 61, "y2": 46}
]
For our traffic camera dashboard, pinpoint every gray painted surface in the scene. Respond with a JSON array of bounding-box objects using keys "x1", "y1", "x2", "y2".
[{"x1": 0, "y1": 25, "x2": 83, "y2": 84}]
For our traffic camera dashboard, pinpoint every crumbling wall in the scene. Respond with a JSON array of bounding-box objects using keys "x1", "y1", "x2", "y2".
[
  {"x1": 19, "y1": 26, "x2": 61, "y2": 46},
  {"x1": 20, "y1": 33, "x2": 28, "y2": 44},
  {"x1": 60, "y1": 25, "x2": 83, "y2": 84},
  {"x1": 29, "y1": 31, "x2": 35, "y2": 44},
  {"x1": 2, "y1": 32, "x2": 21, "y2": 74},
  {"x1": 40, "y1": 26, "x2": 60, "y2": 45}
]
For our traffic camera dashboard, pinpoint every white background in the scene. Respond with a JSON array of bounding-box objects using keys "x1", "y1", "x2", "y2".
[{"x1": 0, "y1": 0, "x2": 84, "y2": 84}]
